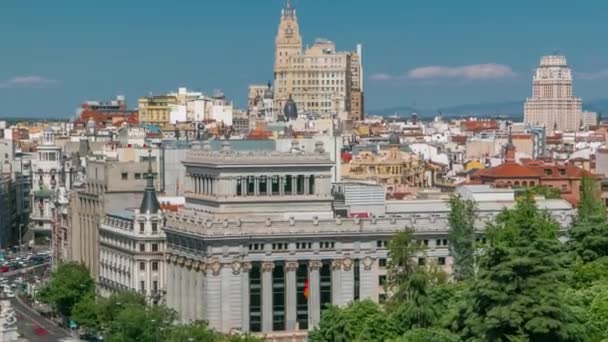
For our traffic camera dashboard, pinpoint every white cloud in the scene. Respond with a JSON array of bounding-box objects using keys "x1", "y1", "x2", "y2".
[
  {"x1": 370, "y1": 63, "x2": 517, "y2": 82},
  {"x1": 577, "y1": 69, "x2": 608, "y2": 80},
  {"x1": 0, "y1": 75, "x2": 58, "y2": 88},
  {"x1": 369, "y1": 73, "x2": 393, "y2": 81}
]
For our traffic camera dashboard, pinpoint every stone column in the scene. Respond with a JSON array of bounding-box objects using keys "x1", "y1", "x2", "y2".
[
  {"x1": 340, "y1": 257, "x2": 354, "y2": 305},
  {"x1": 266, "y1": 177, "x2": 272, "y2": 196},
  {"x1": 304, "y1": 175, "x2": 310, "y2": 195},
  {"x1": 179, "y1": 260, "x2": 189, "y2": 322},
  {"x1": 308, "y1": 260, "x2": 322, "y2": 328},
  {"x1": 359, "y1": 256, "x2": 378, "y2": 302},
  {"x1": 279, "y1": 176, "x2": 285, "y2": 196},
  {"x1": 241, "y1": 262, "x2": 252, "y2": 332},
  {"x1": 166, "y1": 258, "x2": 173, "y2": 309},
  {"x1": 285, "y1": 261, "x2": 298, "y2": 331},
  {"x1": 254, "y1": 177, "x2": 259, "y2": 196},
  {"x1": 261, "y1": 261, "x2": 274, "y2": 332},
  {"x1": 188, "y1": 262, "x2": 196, "y2": 322},
  {"x1": 291, "y1": 175, "x2": 297, "y2": 195},
  {"x1": 330, "y1": 259, "x2": 342, "y2": 305},
  {"x1": 195, "y1": 262, "x2": 205, "y2": 321}
]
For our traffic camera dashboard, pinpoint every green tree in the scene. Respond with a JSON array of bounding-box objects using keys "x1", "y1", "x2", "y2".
[
  {"x1": 393, "y1": 327, "x2": 461, "y2": 342},
  {"x1": 385, "y1": 229, "x2": 425, "y2": 307},
  {"x1": 106, "y1": 303, "x2": 176, "y2": 342},
  {"x1": 568, "y1": 176, "x2": 608, "y2": 262},
  {"x1": 390, "y1": 270, "x2": 441, "y2": 334},
  {"x1": 454, "y1": 194, "x2": 586, "y2": 341},
  {"x1": 309, "y1": 299, "x2": 398, "y2": 342},
  {"x1": 527, "y1": 185, "x2": 562, "y2": 199},
  {"x1": 71, "y1": 293, "x2": 101, "y2": 331},
  {"x1": 38, "y1": 262, "x2": 95, "y2": 317},
  {"x1": 448, "y1": 195, "x2": 477, "y2": 281}
]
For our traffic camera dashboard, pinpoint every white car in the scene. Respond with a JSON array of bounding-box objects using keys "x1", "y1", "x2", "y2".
[{"x1": 4, "y1": 290, "x2": 15, "y2": 298}]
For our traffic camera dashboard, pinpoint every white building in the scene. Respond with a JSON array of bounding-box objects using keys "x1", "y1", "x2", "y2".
[
  {"x1": 162, "y1": 144, "x2": 575, "y2": 338},
  {"x1": 524, "y1": 55, "x2": 587, "y2": 132},
  {"x1": 31, "y1": 128, "x2": 64, "y2": 241},
  {"x1": 98, "y1": 158, "x2": 166, "y2": 304}
]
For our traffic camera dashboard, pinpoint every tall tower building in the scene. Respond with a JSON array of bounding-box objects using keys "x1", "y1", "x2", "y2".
[
  {"x1": 273, "y1": 1, "x2": 362, "y2": 119},
  {"x1": 274, "y1": 0, "x2": 302, "y2": 74},
  {"x1": 524, "y1": 55, "x2": 582, "y2": 132}
]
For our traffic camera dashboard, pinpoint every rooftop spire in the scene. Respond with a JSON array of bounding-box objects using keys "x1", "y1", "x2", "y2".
[{"x1": 140, "y1": 149, "x2": 160, "y2": 214}]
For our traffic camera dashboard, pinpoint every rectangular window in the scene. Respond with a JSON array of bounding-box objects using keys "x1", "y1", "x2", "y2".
[
  {"x1": 379, "y1": 275, "x2": 387, "y2": 286},
  {"x1": 152, "y1": 261, "x2": 159, "y2": 271},
  {"x1": 236, "y1": 177, "x2": 242, "y2": 196},
  {"x1": 436, "y1": 239, "x2": 441, "y2": 246},
  {"x1": 296, "y1": 262, "x2": 309, "y2": 330},
  {"x1": 284, "y1": 175, "x2": 293, "y2": 194},
  {"x1": 152, "y1": 244, "x2": 159, "y2": 252},
  {"x1": 320, "y1": 260, "x2": 332, "y2": 308},
  {"x1": 139, "y1": 244, "x2": 145, "y2": 252},
  {"x1": 139, "y1": 262, "x2": 145, "y2": 271},
  {"x1": 121, "y1": 173, "x2": 128, "y2": 180},
  {"x1": 418, "y1": 257, "x2": 426, "y2": 266},
  {"x1": 271, "y1": 176, "x2": 280, "y2": 195},
  {"x1": 249, "y1": 263, "x2": 262, "y2": 332},
  {"x1": 272, "y1": 262, "x2": 286, "y2": 331},
  {"x1": 153, "y1": 280, "x2": 158, "y2": 291},
  {"x1": 438, "y1": 257, "x2": 446, "y2": 266},
  {"x1": 259, "y1": 176, "x2": 268, "y2": 195},
  {"x1": 354, "y1": 259, "x2": 360, "y2": 300},
  {"x1": 140, "y1": 281, "x2": 145, "y2": 292},
  {"x1": 379, "y1": 258, "x2": 387, "y2": 268},
  {"x1": 140, "y1": 223, "x2": 144, "y2": 233},
  {"x1": 247, "y1": 176, "x2": 255, "y2": 195},
  {"x1": 152, "y1": 223, "x2": 158, "y2": 234},
  {"x1": 135, "y1": 173, "x2": 141, "y2": 180}
]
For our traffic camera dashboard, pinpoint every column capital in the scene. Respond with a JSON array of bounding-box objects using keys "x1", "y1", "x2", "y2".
[
  {"x1": 262, "y1": 261, "x2": 275, "y2": 273},
  {"x1": 241, "y1": 261, "x2": 252, "y2": 273},
  {"x1": 330, "y1": 259, "x2": 342, "y2": 271},
  {"x1": 341, "y1": 257, "x2": 353, "y2": 271},
  {"x1": 231, "y1": 260, "x2": 243, "y2": 275},
  {"x1": 285, "y1": 261, "x2": 299, "y2": 272},
  {"x1": 207, "y1": 259, "x2": 222, "y2": 276},
  {"x1": 308, "y1": 260, "x2": 322, "y2": 271},
  {"x1": 362, "y1": 256, "x2": 375, "y2": 271}
]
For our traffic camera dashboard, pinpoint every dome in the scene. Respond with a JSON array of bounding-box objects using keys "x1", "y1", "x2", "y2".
[
  {"x1": 284, "y1": 95, "x2": 298, "y2": 121},
  {"x1": 389, "y1": 132, "x2": 401, "y2": 145},
  {"x1": 264, "y1": 82, "x2": 274, "y2": 99}
]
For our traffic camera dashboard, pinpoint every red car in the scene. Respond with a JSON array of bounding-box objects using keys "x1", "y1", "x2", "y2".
[
  {"x1": 0, "y1": 265, "x2": 9, "y2": 273},
  {"x1": 34, "y1": 326, "x2": 48, "y2": 336}
]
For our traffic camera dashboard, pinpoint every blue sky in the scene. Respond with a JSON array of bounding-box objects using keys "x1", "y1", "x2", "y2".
[{"x1": 1, "y1": 0, "x2": 608, "y2": 117}]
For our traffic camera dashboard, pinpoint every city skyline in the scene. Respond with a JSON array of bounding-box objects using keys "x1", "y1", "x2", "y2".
[{"x1": 2, "y1": 0, "x2": 608, "y2": 117}]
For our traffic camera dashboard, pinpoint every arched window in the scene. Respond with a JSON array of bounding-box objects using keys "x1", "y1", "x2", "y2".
[
  {"x1": 514, "y1": 181, "x2": 520, "y2": 187},
  {"x1": 530, "y1": 181, "x2": 535, "y2": 186},
  {"x1": 522, "y1": 181, "x2": 528, "y2": 187}
]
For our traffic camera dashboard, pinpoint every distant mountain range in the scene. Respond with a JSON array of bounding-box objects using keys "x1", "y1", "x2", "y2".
[{"x1": 371, "y1": 99, "x2": 608, "y2": 120}]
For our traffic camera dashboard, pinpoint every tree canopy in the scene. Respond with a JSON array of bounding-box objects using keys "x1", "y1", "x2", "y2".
[{"x1": 38, "y1": 262, "x2": 95, "y2": 317}]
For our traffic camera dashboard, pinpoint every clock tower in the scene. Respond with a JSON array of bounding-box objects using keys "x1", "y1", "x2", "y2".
[{"x1": 275, "y1": 0, "x2": 302, "y2": 73}]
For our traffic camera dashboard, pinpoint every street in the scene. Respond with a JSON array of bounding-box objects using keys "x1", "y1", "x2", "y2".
[
  {"x1": 11, "y1": 295, "x2": 68, "y2": 341},
  {"x1": 2, "y1": 261, "x2": 70, "y2": 341}
]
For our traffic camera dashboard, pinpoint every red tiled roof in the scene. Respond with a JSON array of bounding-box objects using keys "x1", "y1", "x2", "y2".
[{"x1": 473, "y1": 162, "x2": 541, "y2": 178}]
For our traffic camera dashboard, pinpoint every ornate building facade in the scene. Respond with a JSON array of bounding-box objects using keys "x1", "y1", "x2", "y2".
[
  {"x1": 343, "y1": 134, "x2": 432, "y2": 198},
  {"x1": 273, "y1": 1, "x2": 363, "y2": 118},
  {"x1": 98, "y1": 154, "x2": 166, "y2": 304},
  {"x1": 161, "y1": 140, "x2": 575, "y2": 338}
]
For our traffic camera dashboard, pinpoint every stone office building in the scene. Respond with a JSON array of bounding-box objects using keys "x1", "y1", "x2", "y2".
[{"x1": 163, "y1": 141, "x2": 575, "y2": 337}]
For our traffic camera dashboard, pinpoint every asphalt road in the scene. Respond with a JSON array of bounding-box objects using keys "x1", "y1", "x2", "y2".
[
  {"x1": 11, "y1": 295, "x2": 69, "y2": 341},
  {"x1": 2, "y1": 262, "x2": 70, "y2": 341}
]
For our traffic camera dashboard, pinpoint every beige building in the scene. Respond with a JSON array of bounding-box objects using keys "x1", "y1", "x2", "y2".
[
  {"x1": 69, "y1": 158, "x2": 158, "y2": 279},
  {"x1": 138, "y1": 95, "x2": 178, "y2": 126},
  {"x1": 273, "y1": 1, "x2": 363, "y2": 118},
  {"x1": 524, "y1": 55, "x2": 582, "y2": 132}
]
